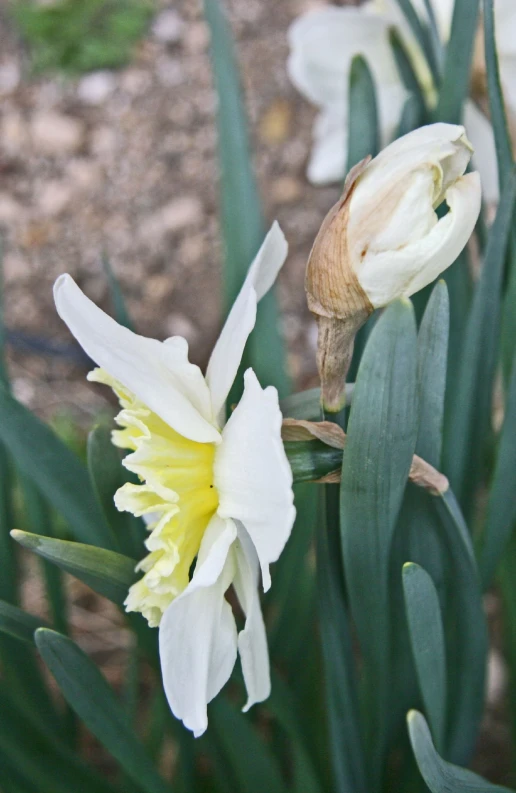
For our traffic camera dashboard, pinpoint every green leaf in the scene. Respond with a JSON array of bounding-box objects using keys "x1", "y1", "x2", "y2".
[
  {"x1": 394, "y1": 0, "x2": 440, "y2": 85},
  {"x1": 479, "y1": 354, "x2": 516, "y2": 588},
  {"x1": 340, "y1": 299, "x2": 418, "y2": 786},
  {"x1": 35, "y1": 628, "x2": 172, "y2": 793},
  {"x1": 285, "y1": 440, "x2": 342, "y2": 485},
  {"x1": 267, "y1": 672, "x2": 323, "y2": 793},
  {"x1": 0, "y1": 442, "x2": 18, "y2": 603},
  {"x1": 433, "y1": 489, "x2": 487, "y2": 764},
  {"x1": 87, "y1": 424, "x2": 145, "y2": 558},
  {"x1": 280, "y1": 388, "x2": 321, "y2": 420},
  {"x1": 499, "y1": 531, "x2": 516, "y2": 760},
  {"x1": 389, "y1": 28, "x2": 428, "y2": 125},
  {"x1": 102, "y1": 252, "x2": 135, "y2": 331},
  {"x1": 318, "y1": 485, "x2": 367, "y2": 793},
  {"x1": 403, "y1": 563, "x2": 447, "y2": 753},
  {"x1": 267, "y1": 485, "x2": 317, "y2": 660},
  {"x1": 11, "y1": 530, "x2": 137, "y2": 607},
  {"x1": 0, "y1": 385, "x2": 115, "y2": 549},
  {"x1": 397, "y1": 93, "x2": 424, "y2": 138},
  {"x1": 203, "y1": 0, "x2": 288, "y2": 399},
  {"x1": 203, "y1": 695, "x2": 287, "y2": 793},
  {"x1": 408, "y1": 710, "x2": 512, "y2": 792},
  {"x1": 21, "y1": 478, "x2": 68, "y2": 635},
  {"x1": 346, "y1": 55, "x2": 379, "y2": 172},
  {"x1": 484, "y1": 0, "x2": 513, "y2": 193},
  {"x1": 444, "y1": 166, "x2": 516, "y2": 506},
  {"x1": 0, "y1": 600, "x2": 47, "y2": 643},
  {"x1": 0, "y1": 683, "x2": 120, "y2": 793},
  {"x1": 417, "y1": 281, "x2": 449, "y2": 467},
  {"x1": 435, "y1": 0, "x2": 481, "y2": 123}
]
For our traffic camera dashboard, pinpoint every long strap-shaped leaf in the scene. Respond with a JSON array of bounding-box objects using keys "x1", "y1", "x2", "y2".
[
  {"x1": 479, "y1": 352, "x2": 516, "y2": 588},
  {"x1": 347, "y1": 55, "x2": 379, "y2": 172},
  {"x1": 204, "y1": 696, "x2": 287, "y2": 793},
  {"x1": 203, "y1": 0, "x2": 288, "y2": 400},
  {"x1": 403, "y1": 563, "x2": 447, "y2": 754},
  {"x1": 444, "y1": 166, "x2": 516, "y2": 508},
  {"x1": 435, "y1": 0, "x2": 481, "y2": 123},
  {"x1": 408, "y1": 710, "x2": 512, "y2": 792},
  {"x1": 318, "y1": 486, "x2": 367, "y2": 793},
  {"x1": 484, "y1": 0, "x2": 513, "y2": 191},
  {"x1": 0, "y1": 683, "x2": 121, "y2": 793},
  {"x1": 0, "y1": 385, "x2": 115, "y2": 549},
  {"x1": 0, "y1": 600, "x2": 47, "y2": 643},
  {"x1": 35, "y1": 629, "x2": 172, "y2": 793},
  {"x1": 433, "y1": 489, "x2": 487, "y2": 764},
  {"x1": 11, "y1": 530, "x2": 137, "y2": 606},
  {"x1": 340, "y1": 299, "x2": 418, "y2": 790}
]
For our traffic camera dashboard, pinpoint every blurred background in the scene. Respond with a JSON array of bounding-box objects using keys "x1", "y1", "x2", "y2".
[{"x1": 0, "y1": 0, "x2": 340, "y2": 425}]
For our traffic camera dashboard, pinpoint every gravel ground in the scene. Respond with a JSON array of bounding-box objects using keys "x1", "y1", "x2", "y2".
[{"x1": 0, "y1": 0, "x2": 344, "y2": 424}]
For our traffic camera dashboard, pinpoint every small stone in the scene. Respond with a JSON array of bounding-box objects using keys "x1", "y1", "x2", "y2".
[
  {"x1": 0, "y1": 61, "x2": 20, "y2": 96},
  {"x1": 259, "y1": 99, "x2": 292, "y2": 144},
  {"x1": 90, "y1": 126, "x2": 118, "y2": 158},
  {"x1": 184, "y1": 21, "x2": 209, "y2": 54},
  {"x1": 120, "y1": 69, "x2": 152, "y2": 96},
  {"x1": 155, "y1": 56, "x2": 184, "y2": 88},
  {"x1": 152, "y1": 10, "x2": 184, "y2": 43},
  {"x1": 3, "y1": 252, "x2": 31, "y2": 283},
  {"x1": 1, "y1": 112, "x2": 28, "y2": 156},
  {"x1": 77, "y1": 71, "x2": 116, "y2": 105},
  {"x1": 30, "y1": 112, "x2": 85, "y2": 156},
  {"x1": 36, "y1": 181, "x2": 74, "y2": 217},
  {"x1": 0, "y1": 193, "x2": 25, "y2": 225},
  {"x1": 271, "y1": 176, "x2": 302, "y2": 204},
  {"x1": 139, "y1": 196, "x2": 202, "y2": 242},
  {"x1": 66, "y1": 159, "x2": 103, "y2": 192}
]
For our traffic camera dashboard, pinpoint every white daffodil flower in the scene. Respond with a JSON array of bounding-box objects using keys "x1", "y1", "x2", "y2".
[
  {"x1": 306, "y1": 123, "x2": 481, "y2": 410},
  {"x1": 287, "y1": 6, "x2": 408, "y2": 185},
  {"x1": 53, "y1": 221, "x2": 296, "y2": 737},
  {"x1": 287, "y1": 1, "x2": 511, "y2": 204}
]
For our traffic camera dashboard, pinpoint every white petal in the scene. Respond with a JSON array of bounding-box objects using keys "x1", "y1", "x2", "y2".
[
  {"x1": 307, "y1": 84, "x2": 407, "y2": 186},
  {"x1": 54, "y1": 275, "x2": 220, "y2": 444},
  {"x1": 233, "y1": 525, "x2": 271, "y2": 711},
  {"x1": 350, "y1": 124, "x2": 473, "y2": 222},
  {"x1": 159, "y1": 515, "x2": 238, "y2": 737},
  {"x1": 205, "y1": 223, "x2": 288, "y2": 420},
  {"x1": 287, "y1": 7, "x2": 399, "y2": 108},
  {"x1": 307, "y1": 106, "x2": 348, "y2": 185},
  {"x1": 464, "y1": 100, "x2": 499, "y2": 205},
  {"x1": 359, "y1": 172, "x2": 481, "y2": 306},
  {"x1": 214, "y1": 369, "x2": 296, "y2": 592}
]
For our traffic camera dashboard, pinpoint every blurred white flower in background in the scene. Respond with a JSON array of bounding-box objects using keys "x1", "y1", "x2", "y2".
[
  {"x1": 54, "y1": 222, "x2": 296, "y2": 737},
  {"x1": 288, "y1": 0, "x2": 516, "y2": 204}
]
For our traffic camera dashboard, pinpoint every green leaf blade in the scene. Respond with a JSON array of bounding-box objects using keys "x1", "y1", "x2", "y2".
[
  {"x1": 35, "y1": 629, "x2": 172, "y2": 793},
  {"x1": 340, "y1": 299, "x2": 419, "y2": 784},
  {"x1": 0, "y1": 386, "x2": 115, "y2": 549},
  {"x1": 403, "y1": 562, "x2": 447, "y2": 753},
  {"x1": 11, "y1": 530, "x2": 137, "y2": 607},
  {"x1": 408, "y1": 710, "x2": 512, "y2": 792},
  {"x1": 436, "y1": 0, "x2": 481, "y2": 124},
  {"x1": 346, "y1": 54, "x2": 379, "y2": 172}
]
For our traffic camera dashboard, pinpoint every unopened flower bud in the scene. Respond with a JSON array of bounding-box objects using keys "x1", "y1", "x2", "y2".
[{"x1": 306, "y1": 123, "x2": 482, "y2": 411}]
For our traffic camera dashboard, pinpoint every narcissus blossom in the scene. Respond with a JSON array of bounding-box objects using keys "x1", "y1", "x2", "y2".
[
  {"x1": 306, "y1": 123, "x2": 481, "y2": 410},
  {"x1": 287, "y1": 1, "x2": 512, "y2": 203},
  {"x1": 54, "y1": 222, "x2": 295, "y2": 737}
]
